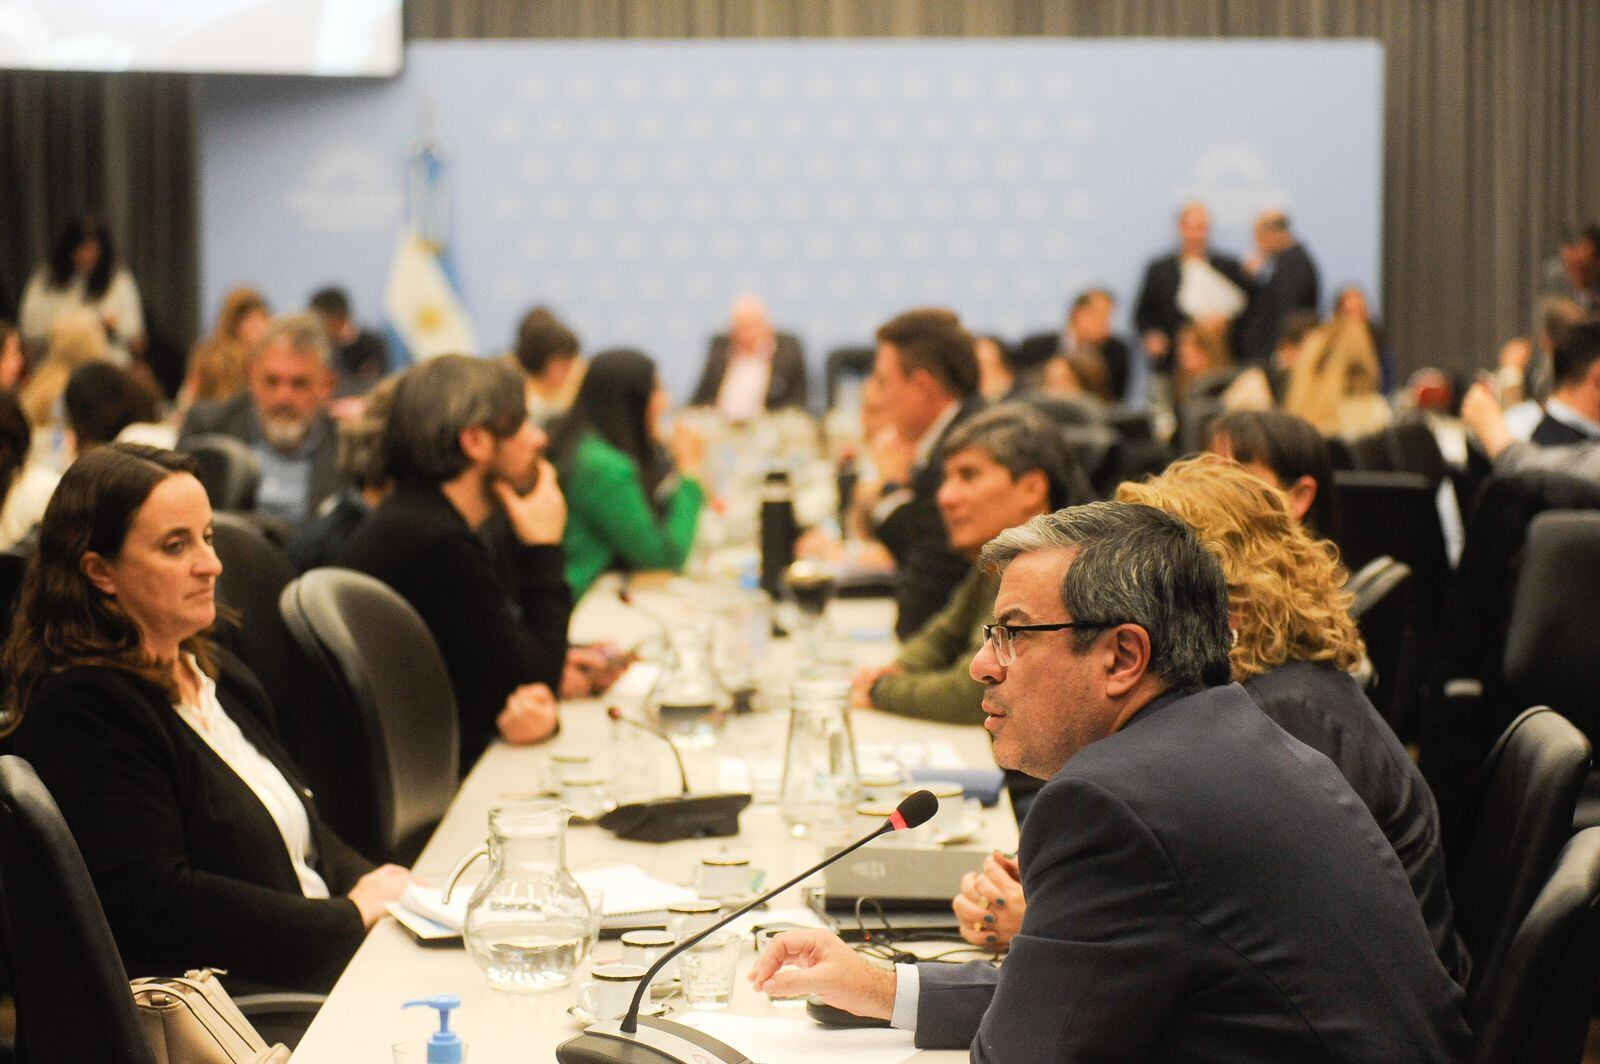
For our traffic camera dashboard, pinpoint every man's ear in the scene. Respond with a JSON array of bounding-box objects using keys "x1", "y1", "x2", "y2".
[
  {"x1": 1103, "y1": 624, "x2": 1152, "y2": 699},
  {"x1": 81, "y1": 552, "x2": 117, "y2": 597},
  {"x1": 1016, "y1": 469, "x2": 1049, "y2": 513},
  {"x1": 459, "y1": 424, "x2": 495, "y2": 464},
  {"x1": 1285, "y1": 475, "x2": 1318, "y2": 523}
]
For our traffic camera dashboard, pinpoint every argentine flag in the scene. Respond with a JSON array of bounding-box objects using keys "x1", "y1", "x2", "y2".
[{"x1": 384, "y1": 116, "x2": 477, "y2": 362}]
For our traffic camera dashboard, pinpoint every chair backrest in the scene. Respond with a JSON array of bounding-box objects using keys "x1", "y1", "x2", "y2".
[
  {"x1": 823, "y1": 345, "x2": 875, "y2": 410},
  {"x1": 178, "y1": 432, "x2": 262, "y2": 513},
  {"x1": 1469, "y1": 828, "x2": 1600, "y2": 1064},
  {"x1": 1331, "y1": 470, "x2": 1451, "y2": 610},
  {"x1": 279, "y1": 568, "x2": 459, "y2": 865},
  {"x1": 1344, "y1": 556, "x2": 1418, "y2": 731},
  {"x1": 211, "y1": 514, "x2": 358, "y2": 846},
  {"x1": 0, "y1": 544, "x2": 31, "y2": 649},
  {"x1": 1448, "y1": 707, "x2": 1592, "y2": 998},
  {"x1": 0, "y1": 756, "x2": 156, "y2": 1064},
  {"x1": 1503, "y1": 512, "x2": 1600, "y2": 742}
]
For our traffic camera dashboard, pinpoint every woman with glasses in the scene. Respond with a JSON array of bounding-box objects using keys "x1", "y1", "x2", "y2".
[{"x1": 954, "y1": 455, "x2": 1467, "y2": 989}]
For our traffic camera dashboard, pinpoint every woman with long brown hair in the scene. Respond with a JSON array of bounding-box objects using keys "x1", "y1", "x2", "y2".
[{"x1": 1, "y1": 443, "x2": 408, "y2": 991}]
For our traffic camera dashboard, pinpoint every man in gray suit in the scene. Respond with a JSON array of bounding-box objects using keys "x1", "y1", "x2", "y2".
[
  {"x1": 179, "y1": 312, "x2": 341, "y2": 526},
  {"x1": 750, "y1": 502, "x2": 1470, "y2": 1064}
]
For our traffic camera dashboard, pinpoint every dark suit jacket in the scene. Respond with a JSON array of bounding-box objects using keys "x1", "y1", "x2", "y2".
[
  {"x1": 12, "y1": 651, "x2": 372, "y2": 991},
  {"x1": 691, "y1": 332, "x2": 809, "y2": 411},
  {"x1": 1244, "y1": 661, "x2": 1467, "y2": 985},
  {"x1": 874, "y1": 397, "x2": 983, "y2": 640},
  {"x1": 1133, "y1": 250, "x2": 1254, "y2": 369},
  {"x1": 1531, "y1": 412, "x2": 1595, "y2": 447},
  {"x1": 1240, "y1": 242, "x2": 1321, "y2": 364},
  {"x1": 179, "y1": 392, "x2": 341, "y2": 522},
  {"x1": 337, "y1": 484, "x2": 572, "y2": 771},
  {"x1": 915, "y1": 684, "x2": 1471, "y2": 1063}
]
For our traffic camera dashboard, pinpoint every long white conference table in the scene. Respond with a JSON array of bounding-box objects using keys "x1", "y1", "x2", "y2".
[{"x1": 290, "y1": 585, "x2": 1015, "y2": 1062}]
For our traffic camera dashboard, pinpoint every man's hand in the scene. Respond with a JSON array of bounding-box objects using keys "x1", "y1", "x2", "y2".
[
  {"x1": 748, "y1": 929, "x2": 897, "y2": 1020},
  {"x1": 867, "y1": 426, "x2": 915, "y2": 488},
  {"x1": 1461, "y1": 380, "x2": 1516, "y2": 459},
  {"x1": 953, "y1": 852, "x2": 1025, "y2": 951},
  {"x1": 1498, "y1": 336, "x2": 1533, "y2": 373},
  {"x1": 497, "y1": 683, "x2": 559, "y2": 744},
  {"x1": 347, "y1": 863, "x2": 413, "y2": 928},
  {"x1": 561, "y1": 645, "x2": 611, "y2": 699},
  {"x1": 495, "y1": 458, "x2": 566, "y2": 546},
  {"x1": 1142, "y1": 330, "x2": 1170, "y2": 359},
  {"x1": 849, "y1": 662, "x2": 903, "y2": 709}
]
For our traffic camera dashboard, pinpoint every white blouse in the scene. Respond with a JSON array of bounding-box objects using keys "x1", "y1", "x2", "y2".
[
  {"x1": 175, "y1": 658, "x2": 330, "y2": 899},
  {"x1": 19, "y1": 267, "x2": 144, "y2": 363}
]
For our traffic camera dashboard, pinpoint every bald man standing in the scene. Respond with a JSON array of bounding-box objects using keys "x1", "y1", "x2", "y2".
[
  {"x1": 1240, "y1": 209, "x2": 1321, "y2": 365},
  {"x1": 692, "y1": 296, "x2": 810, "y2": 418}
]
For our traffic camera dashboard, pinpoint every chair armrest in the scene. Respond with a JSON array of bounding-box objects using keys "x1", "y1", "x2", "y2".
[{"x1": 235, "y1": 992, "x2": 326, "y2": 1018}]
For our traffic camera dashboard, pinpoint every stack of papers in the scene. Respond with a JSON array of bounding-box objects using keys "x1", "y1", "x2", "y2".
[{"x1": 389, "y1": 863, "x2": 698, "y2": 940}]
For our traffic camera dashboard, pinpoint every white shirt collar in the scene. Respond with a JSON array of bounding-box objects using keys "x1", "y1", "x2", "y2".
[
  {"x1": 913, "y1": 399, "x2": 962, "y2": 470},
  {"x1": 1544, "y1": 396, "x2": 1600, "y2": 438}
]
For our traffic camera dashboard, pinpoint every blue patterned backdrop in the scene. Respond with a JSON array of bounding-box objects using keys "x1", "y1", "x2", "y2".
[{"x1": 200, "y1": 39, "x2": 1382, "y2": 400}]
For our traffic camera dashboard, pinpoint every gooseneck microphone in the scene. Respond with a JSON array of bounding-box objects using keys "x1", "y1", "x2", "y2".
[
  {"x1": 606, "y1": 706, "x2": 690, "y2": 795},
  {"x1": 556, "y1": 790, "x2": 941, "y2": 1064}
]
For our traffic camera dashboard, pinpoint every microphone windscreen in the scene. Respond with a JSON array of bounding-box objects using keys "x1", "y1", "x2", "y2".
[{"x1": 892, "y1": 789, "x2": 940, "y2": 830}]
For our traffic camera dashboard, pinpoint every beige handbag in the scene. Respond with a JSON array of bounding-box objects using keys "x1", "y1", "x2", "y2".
[{"x1": 130, "y1": 968, "x2": 291, "y2": 1064}]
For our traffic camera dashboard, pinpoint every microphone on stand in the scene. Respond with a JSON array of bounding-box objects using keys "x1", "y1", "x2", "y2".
[
  {"x1": 597, "y1": 707, "x2": 751, "y2": 844},
  {"x1": 617, "y1": 580, "x2": 673, "y2": 646},
  {"x1": 557, "y1": 790, "x2": 941, "y2": 1064},
  {"x1": 606, "y1": 706, "x2": 690, "y2": 795}
]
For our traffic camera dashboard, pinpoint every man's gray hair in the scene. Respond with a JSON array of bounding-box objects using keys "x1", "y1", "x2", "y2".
[
  {"x1": 382, "y1": 354, "x2": 526, "y2": 486},
  {"x1": 979, "y1": 501, "x2": 1233, "y2": 695},
  {"x1": 255, "y1": 312, "x2": 331, "y2": 368},
  {"x1": 941, "y1": 403, "x2": 1093, "y2": 511}
]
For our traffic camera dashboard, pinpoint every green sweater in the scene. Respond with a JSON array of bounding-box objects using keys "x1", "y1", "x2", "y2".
[
  {"x1": 560, "y1": 432, "x2": 705, "y2": 598},
  {"x1": 870, "y1": 565, "x2": 999, "y2": 725}
]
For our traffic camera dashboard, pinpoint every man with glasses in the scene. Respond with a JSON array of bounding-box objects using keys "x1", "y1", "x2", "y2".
[
  {"x1": 339, "y1": 355, "x2": 571, "y2": 770},
  {"x1": 751, "y1": 502, "x2": 1470, "y2": 1063}
]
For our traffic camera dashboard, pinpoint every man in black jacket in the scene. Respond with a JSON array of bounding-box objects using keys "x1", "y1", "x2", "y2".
[
  {"x1": 1239, "y1": 210, "x2": 1321, "y2": 365},
  {"x1": 1531, "y1": 320, "x2": 1600, "y2": 446},
  {"x1": 1133, "y1": 202, "x2": 1253, "y2": 372},
  {"x1": 750, "y1": 503, "x2": 1470, "y2": 1063},
  {"x1": 338, "y1": 355, "x2": 571, "y2": 771},
  {"x1": 691, "y1": 296, "x2": 809, "y2": 417},
  {"x1": 178, "y1": 313, "x2": 340, "y2": 527},
  {"x1": 861, "y1": 308, "x2": 983, "y2": 639}
]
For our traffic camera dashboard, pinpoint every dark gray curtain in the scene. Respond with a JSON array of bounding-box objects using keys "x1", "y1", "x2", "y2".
[
  {"x1": 0, "y1": 71, "x2": 198, "y2": 392},
  {"x1": 3, "y1": 1, "x2": 1597, "y2": 382}
]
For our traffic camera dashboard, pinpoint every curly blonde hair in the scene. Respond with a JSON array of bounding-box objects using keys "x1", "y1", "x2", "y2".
[{"x1": 1115, "y1": 453, "x2": 1364, "y2": 681}]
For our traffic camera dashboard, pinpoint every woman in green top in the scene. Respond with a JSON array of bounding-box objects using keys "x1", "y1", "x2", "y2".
[{"x1": 548, "y1": 348, "x2": 705, "y2": 597}]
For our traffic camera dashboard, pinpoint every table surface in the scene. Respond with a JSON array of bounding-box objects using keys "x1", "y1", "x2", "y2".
[{"x1": 290, "y1": 587, "x2": 1013, "y2": 1062}]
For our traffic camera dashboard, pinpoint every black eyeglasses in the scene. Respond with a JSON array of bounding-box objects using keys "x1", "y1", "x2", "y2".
[{"x1": 981, "y1": 621, "x2": 1121, "y2": 667}]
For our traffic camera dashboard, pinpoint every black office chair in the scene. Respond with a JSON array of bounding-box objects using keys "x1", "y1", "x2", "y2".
[
  {"x1": 1331, "y1": 471, "x2": 1450, "y2": 603},
  {"x1": 1344, "y1": 556, "x2": 1418, "y2": 732},
  {"x1": 177, "y1": 432, "x2": 262, "y2": 513},
  {"x1": 211, "y1": 514, "x2": 356, "y2": 845},
  {"x1": 0, "y1": 755, "x2": 156, "y2": 1063},
  {"x1": 1446, "y1": 707, "x2": 1591, "y2": 999},
  {"x1": 1468, "y1": 828, "x2": 1600, "y2": 1064},
  {"x1": 823, "y1": 346, "x2": 875, "y2": 410},
  {"x1": 0, "y1": 545, "x2": 31, "y2": 650},
  {"x1": 0, "y1": 756, "x2": 321, "y2": 1060},
  {"x1": 279, "y1": 569, "x2": 459, "y2": 865}
]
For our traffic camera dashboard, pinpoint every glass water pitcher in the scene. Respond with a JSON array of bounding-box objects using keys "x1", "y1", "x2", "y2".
[
  {"x1": 778, "y1": 678, "x2": 860, "y2": 838},
  {"x1": 442, "y1": 802, "x2": 595, "y2": 993}
]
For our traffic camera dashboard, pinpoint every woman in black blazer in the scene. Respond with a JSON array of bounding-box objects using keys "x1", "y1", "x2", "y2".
[{"x1": 0, "y1": 443, "x2": 410, "y2": 992}]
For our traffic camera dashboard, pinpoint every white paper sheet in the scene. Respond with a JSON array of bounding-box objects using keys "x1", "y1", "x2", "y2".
[
  {"x1": 397, "y1": 863, "x2": 694, "y2": 931},
  {"x1": 677, "y1": 1012, "x2": 919, "y2": 1064}
]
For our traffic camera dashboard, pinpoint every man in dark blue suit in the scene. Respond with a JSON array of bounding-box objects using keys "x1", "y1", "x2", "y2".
[{"x1": 750, "y1": 502, "x2": 1470, "y2": 1063}]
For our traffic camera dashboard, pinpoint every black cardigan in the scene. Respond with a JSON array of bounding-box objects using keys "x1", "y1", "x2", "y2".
[
  {"x1": 337, "y1": 483, "x2": 572, "y2": 771},
  {"x1": 12, "y1": 651, "x2": 373, "y2": 991}
]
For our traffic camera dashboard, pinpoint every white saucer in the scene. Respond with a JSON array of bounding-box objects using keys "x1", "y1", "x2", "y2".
[
  {"x1": 566, "y1": 1000, "x2": 669, "y2": 1026},
  {"x1": 934, "y1": 814, "x2": 983, "y2": 846}
]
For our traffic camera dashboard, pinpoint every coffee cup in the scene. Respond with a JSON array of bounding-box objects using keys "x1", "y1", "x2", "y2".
[{"x1": 576, "y1": 962, "x2": 647, "y2": 1021}]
